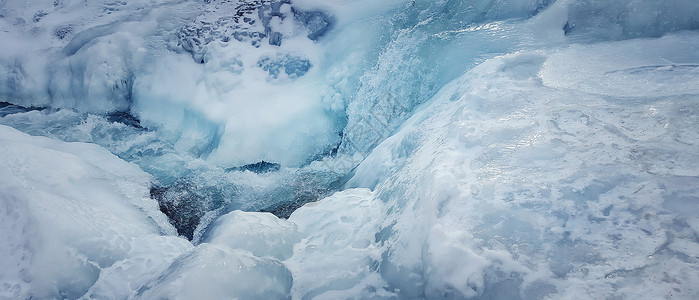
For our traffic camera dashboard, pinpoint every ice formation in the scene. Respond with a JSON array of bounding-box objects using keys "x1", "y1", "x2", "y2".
[{"x1": 1, "y1": 0, "x2": 698, "y2": 299}]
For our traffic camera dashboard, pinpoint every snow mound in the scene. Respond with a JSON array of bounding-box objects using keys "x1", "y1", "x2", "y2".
[
  {"x1": 0, "y1": 124, "x2": 180, "y2": 299},
  {"x1": 136, "y1": 243, "x2": 293, "y2": 300}
]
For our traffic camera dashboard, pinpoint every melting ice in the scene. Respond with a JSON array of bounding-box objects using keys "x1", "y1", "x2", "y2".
[{"x1": 1, "y1": 0, "x2": 698, "y2": 299}]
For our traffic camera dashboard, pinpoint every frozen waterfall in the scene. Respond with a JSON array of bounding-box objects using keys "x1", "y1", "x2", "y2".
[{"x1": 1, "y1": 0, "x2": 698, "y2": 299}]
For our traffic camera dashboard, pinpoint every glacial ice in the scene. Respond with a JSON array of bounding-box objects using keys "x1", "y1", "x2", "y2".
[
  {"x1": 0, "y1": 124, "x2": 180, "y2": 299},
  {"x1": 1, "y1": 0, "x2": 698, "y2": 299},
  {"x1": 135, "y1": 244, "x2": 293, "y2": 300},
  {"x1": 346, "y1": 32, "x2": 699, "y2": 298}
]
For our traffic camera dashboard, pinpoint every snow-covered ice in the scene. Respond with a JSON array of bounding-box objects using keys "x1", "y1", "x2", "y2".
[
  {"x1": 346, "y1": 32, "x2": 699, "y2": 298},
  {"x1": 0, "y1": 124, "x2": 183, "y2": 299},
  {"x1": 1, "y1": 0, "x2": 698, "y2": 299}
]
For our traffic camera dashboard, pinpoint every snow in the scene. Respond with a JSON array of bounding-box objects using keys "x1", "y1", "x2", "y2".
[
  {"x1": 1, "y1": 0, "x2": 698, "y2": 299},
  {"x1": 0, "y1": 0, "x2": 343, "y2": 169},
  {"x1": 286, "y1": 189, "x2": 389, "y2": 299},
  {"x1": 135, "y1": 243, "x2": 293, "y2": 300},
  {"x1": 0, "y1": 124, "x2": 180, "y2": 299},
  {"x1": 205, "y1": 210, "x2": 301, "y2": 260},
  {"x1": 345, "y1": 31, "x2": 699, "y2": 298}
]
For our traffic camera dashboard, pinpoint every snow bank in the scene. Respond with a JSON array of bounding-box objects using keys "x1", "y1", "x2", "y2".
[
  {"x1": 286, "y1": 189, "x2": 391, "y2": 299},
  {"x1": 0, "y1": 124, "x2": 181, "y2": 299},
  {"x1": 136, "y1": 243, "x2": 293, "y2": 300},
  {"x1": 0, "y1": 125, "x2": 295, "y2": 299}
]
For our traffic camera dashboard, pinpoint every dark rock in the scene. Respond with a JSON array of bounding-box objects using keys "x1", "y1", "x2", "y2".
[
  {"x1": 227, "y1": 161, "x2": 281, "y2": 173},
  {"x1": 54, "y1": 24, "x2": 74, "y2": 40},
  {"x1": 107, "y1": 111, "x2": 143, "y2": 129},
  {"x1": 0, "y1": 102, "x2": 45, "y2": 117},
  {"x1": 150, "y1": 181, "x2": 225, "y2": 240},
  {"x1": 293, "y1": 9, "x2": 332, "y2": 40},
  {"x1": 257, "y1": 54, "x2": 311, "y2": 79}
]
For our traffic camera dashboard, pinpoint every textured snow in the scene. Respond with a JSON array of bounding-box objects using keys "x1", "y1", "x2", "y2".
[
  {"x1": 286, "y1": 189, "x2": 389, "y2": 299},
  {"x1": 205, "y1": 210, "x2": 301, "y2": 260},
  {"x1": 0, "y1": 124, "x2": 181, "y2": 299},
  {"x1": 135, "y1": 243, "x2": 293, "y2": 300},
  {"x1": 1, "y1": 0, "x2": 698, "y2": 299},
  {"x1": 0, "y1": 0, "x2": 343, "y2": 169},
  {"x1": 346, "y1": 32, "x2": 699, "y2": 298}
]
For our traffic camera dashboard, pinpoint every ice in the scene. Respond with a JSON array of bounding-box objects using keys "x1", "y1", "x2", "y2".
[
  {"x1": 131, "y1": 50, "x2": 341, "y2": 167},
  {"x1": 292, "y1": 9, "x2": 332, "y2": 40},
  {"x1": 562, "y1": 0, "x2": 699, "y2": 41},
  {"x1": 51, "y1": 30, "x2": 140, "y2": 113},
  {"x1": 539, "y1": 35, "x2": 699, "y2": 98},
  {"x1": 0, "y1": 124, "x2": 179, "y2": 299},
  {"x1": 285, "y1": 189, "x2": 390, "y2": 299},
  {"x1": 0, "y1": 124, "x2": 296, "y2": 299},
  {"x1": 0, "y1": 0, "x2": 190, "y2": 111},
  {"x1": 257, "y1": 54, "x2": 312, "y2": 79},
  {"x1": 1, "y1": 0, "x2": 343, "y2": 169},
  {"x1": 205, "y1": 210, "x2": 301, "y2": 260},
  {"x1": 1, "y1": 0, "x2": 699, "y2": 299},
  {"x1": 344, "y1": 32, "x2": 699, "y2": 298},
  {"x1": 135, "y1": 243, "x2": 293, "y2": 300},
  {"x1": 84, "y1": 235, "x2": 193, "y2": 299},
  {"x1": 332, "y1": 0, "x2": 556, "y2": 161}
]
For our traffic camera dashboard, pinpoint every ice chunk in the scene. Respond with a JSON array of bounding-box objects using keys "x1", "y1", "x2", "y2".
[
  {"x1": 539, "y1": 32, "x2": 699, "y2": 98},
  {"x1": 0, "y1": 0, "x2": 193, "y2": 114},
  {"x1": 136, "y1": 243, "x2": 293, "y2": 300},
  {"x1": 0, "y1": 124, "x2": 176, "y2": 299},
  {"x1": 83, "y1": 235, "x2": 193, "y2": 299},
  {"x1": 257, "y1": 54, "x2": 312, "y2": 79},
  {"x1": 292, "y1": 9, "x2": 332, "y2": 40},
  {"x1": 62, "y1": 23, "x2": 118, "y2": 56},
  {"x1": 286, "y1": 189, "x2": 393, "y2": 299},
  {"x1": 172, "y1": 2, "x2": 269, "y2": 62},
  {"x1": 205, "y1": 210, "x2": 301, "y2": 260},
  {"x1": 50, "y1": 31, "x2": 138, "y2": 114}
]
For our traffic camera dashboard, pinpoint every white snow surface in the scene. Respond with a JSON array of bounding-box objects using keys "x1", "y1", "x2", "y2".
[
  {"x1": 1, "y1": 0, "x2": 698, "y2": 299},
  {"x1": 347, "y1": 32, "x2": 699, "y2": 298},
  {"x1": 0, "y1": 124, "x2": 184, "y2": 299},
  {"x1": 0, "y1": 0, "x2": 341, "y2": 168}
]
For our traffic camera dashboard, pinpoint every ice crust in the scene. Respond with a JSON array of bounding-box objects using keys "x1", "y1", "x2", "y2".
[
  {"x1": 0, "y1": 124, "x2": 180, "y2": 299},
  {"x1": 0, "y1": 0, "x2": 342, "y2": 169},
  {"x1": 1, "y1": 0, "x2": 699, "y2": 299},
  {"x1": 345, "y1": 33, "x2": 699, "y2": 298}
]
